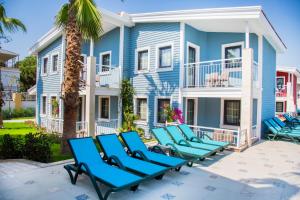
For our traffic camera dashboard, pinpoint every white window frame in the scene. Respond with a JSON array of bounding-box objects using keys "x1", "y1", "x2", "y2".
[
  {"x1": 41, "y1": 56, "x2": 49, "y2": 76},
  {"x1": 135, "y1": 47, "x2": 150, "y2": 74},
  {"x1": 185, "y1": 98, "x2": 198, "y2": 126},
  {"x1": 154, "y1": 96, "x2": 172, "y2": 126},
  {"x1": 155, "y1": 42, "x2": 174, "y2": 72},
  {"x1": 99, "y1": 51, "x2": 112, "y2": 74},
  {"x1": 220, "y1": 98, "x2": 241, "y2": 130},
  {"x1": 40, "y1": 94, "x2": 47, "y2": 116},
  {"x1": 186, "y1": 42, "x2": 200, "y2": 63},
  {"x1": 49, "y1": 94, "x2": 59, "y2": 118},
  {"x1": 276, "y1": 76, "x2": 285, "y2": 88},
  {"x1": 221, "y1": 41, "x2": 244, "y2": 60},
  {"x1": 134, "y1": 95, "x2": 149, "y2": 124},
  {"x1": 275, "y1": 101, "x2": 285, "y2": 113},
  {"x1": 50, "y1": 52, "x2": 59, "y2": 74},
  {"x1": 98, "y1": 96, "x2": 110, "y2": 121}
]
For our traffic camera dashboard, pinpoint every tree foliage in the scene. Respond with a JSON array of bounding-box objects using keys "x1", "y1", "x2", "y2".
[{"x1": 18, "y1": 56, "x2": 36, "y2": 92}]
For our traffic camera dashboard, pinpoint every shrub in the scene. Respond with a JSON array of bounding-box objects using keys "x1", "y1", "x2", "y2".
[
  {"x1": 2, "y1": 107, "x2": 35, "y2": 120},
  {"x1": 0, "y1": 134, "x2": 24, "y2": 159},
  {"x1": 24, "y1": 132, "x2": 52, "y2": 163}
]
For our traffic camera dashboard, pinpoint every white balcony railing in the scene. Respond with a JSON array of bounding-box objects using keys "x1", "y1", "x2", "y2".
[
  {"x1": 188, "y1": 125, "x2": 247, "y2": 149},
  {"x1": 95, "y1": 65, "x2": 120, "y2": 88},
  {"x1": 95, "y1": 119, "x2": 118, "y2": 135},
  {"x1": 184, "y1": 58, "x2": 242, "y2": 88}
]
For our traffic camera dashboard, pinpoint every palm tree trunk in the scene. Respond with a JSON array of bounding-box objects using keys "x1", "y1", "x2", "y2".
[{"x1": 61, "y1": 2, "x2": 82, "y2": 154}]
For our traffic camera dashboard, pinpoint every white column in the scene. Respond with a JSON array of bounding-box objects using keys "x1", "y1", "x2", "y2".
[
  {"x1": 118, "y1": 26, "x2": 124, "y2": 128},
  {"x1": 241, "y1": 48, "x2": 253, "y2": 147},
  {"x1": 85, "y1": 56, "x2": 96, "y2": 136},
  {"x1": 245, "y1": 22, "x2": 250, "y2": 49},
  {"x1": 90, "y1": 39, "x2": 94, "y2": 57},
  {"x1": 257, "y1": 34, "x2": 263, "y2": 140},
  {"x1": 178, "y1": 22, "x2": 185, "y2": 111}
]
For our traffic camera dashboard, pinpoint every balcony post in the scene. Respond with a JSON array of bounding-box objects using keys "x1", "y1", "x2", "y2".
[
  {"x1": 241, "y1": 48, "x2": 253, "y2": 147},
  {"x1": 85, "y1": 56, "x2": 96, "y2": 137}
]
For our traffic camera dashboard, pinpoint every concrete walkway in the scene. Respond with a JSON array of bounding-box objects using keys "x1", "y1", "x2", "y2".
[{"x1": 0, "y1": 140, "x2": 300, "y2": 200}]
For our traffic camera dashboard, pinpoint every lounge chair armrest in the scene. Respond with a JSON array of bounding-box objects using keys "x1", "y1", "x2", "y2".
[
  {"x1": 107, "y1": 155, "x2": 126, "y2": 170},
  {"x1": 148, "y1": 145, "x2": 167, "y2": 155},
  {"x1": 190, "y1": 136, "x2": 201, "y2": 142},
  {"x1": 132, "y1": 150, "x2": 149, "y2": 161},
  {"x1": 178, "y1": 139, "x2": 191, "y2": 146},
  {"x1": 166, "y1": 143, "x2": 178, "y2": 151}
]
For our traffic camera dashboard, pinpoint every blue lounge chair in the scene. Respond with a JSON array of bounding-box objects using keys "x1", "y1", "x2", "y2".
[
  {"x1": 120, "y1": 131, "x2": 187, "y2": 171},
  {"x1": 267, "y1": 119, "x2": 300, "y2": 135},
  {"x1": 264, "y1": 120, "x2": 300, "y2": 143},
  {"x1": 273, "y1": 117, "x2": 300, "y2": 131},
  {"x1": 151, "y1": 128, "x2": 212, "y2": 166},
  {"x1": 178, "y1": 124, "x2": 229, "y2": 149},
  {"x1": 64, "y1": 137, "x2": 144, "y2": 200},
  {"x1": 96, "y1": 134, "x2": 168, "y2": 179},
  {"x1": 283, "y1": 114, "x2": 300, "y2": 126},
  {"x1": 165, "y1": 126, "x2": 222, "y2": 154}
]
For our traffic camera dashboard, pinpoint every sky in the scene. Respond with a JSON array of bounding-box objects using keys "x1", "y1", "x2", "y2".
[{"x1": 3, "y1": 0, "x2": 300, "y2": 67}]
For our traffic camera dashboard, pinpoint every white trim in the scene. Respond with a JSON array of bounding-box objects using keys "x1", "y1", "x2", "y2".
[
  {"x1": 40, "y1": 94, "x2": 48, "y2": 117},
  {"x1": 185, "y1": 98, "x2": 198, "y2": 126},
  {"x1": 59, "y1": 34, "x2": 65, "y2": 119},
  {"x1": 50, "y1": 52, "x2": 59, "y2": 74},
  {"x1": 98, "y1": 96, "x2": 110, "y2": 121},
  {"x1": 186, "y1": 42, "x2": 200, "y2": 63},
  {"x1": 133, "y1": 95, "x2": 149, "y2": 124},
  {"x1": 41, "y1": 55, "x2": 49, "y2": 76},
  {"x1": 99, "y1": 51, "x2": 112, "y2": 73},
  {"x1": 178, "y1": 22, "x2": 185, "y2": 111},
  {"x1": 220, "y1": 97, "x2": 241, "y2": 130},
  {"x1": 135, "y1": 46, "x2": 150, "y2": 74},
  {"x1": 221, "y1": 41, "x2": 244, "y2": 60},
  {"x1": 154, "y1": 96, "x2": 172, "y2": 126},
  {"x1": 155, "y1": 42, "x2": 174, "y2": 72}
]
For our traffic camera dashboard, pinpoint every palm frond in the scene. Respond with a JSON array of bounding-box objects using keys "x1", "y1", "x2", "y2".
[
  {"x1": 55, "y1": 3, "x2": 69, "y2": 28},
  {"x1": 73, "y1": 0, "x2": 103, "y2": 40},
  {"x1": 2, "y1": 17, "x2": 26, "y2": 33}
]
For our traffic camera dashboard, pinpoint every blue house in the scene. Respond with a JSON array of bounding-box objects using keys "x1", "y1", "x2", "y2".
[{"x1": 30, "y1": 6, "x2": 286, "y2": 150}]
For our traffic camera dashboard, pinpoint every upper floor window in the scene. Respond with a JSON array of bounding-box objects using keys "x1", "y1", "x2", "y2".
[
  {"x1": 222, "y1": 42, "x2": 243, "y2": 68},
  {"x1": 156, "y1": 98, "x2": 170, "y2": 124},
  {"x1": 52, "y1": 54, "x2": 58, "y2": 73},
  {"x1": 100, "y1": 51, "x2": 111, "y2": 73},
  {"x1": 42, "y1": 57, "x2": 48, "y2": 75},
  {"x1": 223, "y1": 100, "x2": 240, "y2": 126},
  {"x1": 135, "y1": 47, "x2": 150, "y2": 74},
  {"x1": 156, "y1": 42, "x2": 173, "y2": 72},
  {"x1": 136, "y1": 98, "x2": 148, "y2": 121},
  {"x1": 276, "y1": 77, "x2": 285, "y2": 89}
]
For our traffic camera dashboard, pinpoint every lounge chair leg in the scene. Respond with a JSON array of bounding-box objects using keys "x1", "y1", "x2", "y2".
[
  {"x1": 130, "y1": 185, "x2": 139, "y2": 191},
  {"x1": 199, "y1": 157, "x2": 205, "y2": 161},
  {"x1": 155, "y1": 174, "x2": 164, "y2": 180},
  {"x1": 64, "y1": 165, "x2": 76, "y2": 184},
  {"x1": 175, "y1": 167, "x2": 181, "y2": 172},
  {"x1": 211, "y1": 152, "x2": 217, "y2": 156},
  {"x1": 187, "y1": 161, "x2": 193, "y2": 167}
]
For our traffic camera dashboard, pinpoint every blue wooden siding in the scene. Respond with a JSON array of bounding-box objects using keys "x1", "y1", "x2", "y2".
[
  {"x1": 197, "y1": 98, "x2": 221, "y2": 128},
  {"x1": 123, "y1": 26, "x2": 131, "y2": 79},
  {"x1": 93, "y1": 27, "x2": 120, "y2": 68},
  {"x1": 128, "y1": 23, "x2": 181, "y2": 127},
  {"x1": 261, "y1": 37, "x2": 276, "y2": 133},
  {"x1": 36, "y1": 36, "x2": 63, "y2": 124}
]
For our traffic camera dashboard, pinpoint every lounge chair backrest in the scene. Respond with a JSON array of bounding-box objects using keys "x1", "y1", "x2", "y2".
[
  {"x1": 283, "y1": 114, "x2": 292, "y2": 122},
  {"x1": 120, "y1": 131, "x2": 148, "y2": 153},
  {"x1": 263, "y1": 120, "x2": 278, "y2": 134},
  {"x1": 96, "y1": 134, "x2": 128, "y2": 158},
  {"x1": 267, "y1": 119, "x2": 281, "y2": 131},
  {"x1": 165, "y1": 126, "x2": 186, "y2": 143},
  {"x1": 151, "y1": 128, "x2": 174, "y2": 146},
  {"x1": 273, "y1": 117, "x2": 285, "y2": 128},
  {"x1": 178, "y1": 124, "x2": 195, "y2": 140},
  {"x1": 68, "y1": 137, "x2": 103, "y2": 166}
]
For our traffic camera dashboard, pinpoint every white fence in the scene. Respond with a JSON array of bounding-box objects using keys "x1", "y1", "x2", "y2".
[
  {"x1": 95, "y1": 65, "x2": 120, "y2": 88},
  {"x1": 95, "y1": 119, "x2": 118, "y2": 135}
]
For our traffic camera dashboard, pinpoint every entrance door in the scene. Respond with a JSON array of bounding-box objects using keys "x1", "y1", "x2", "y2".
[
  {"x1": 188, "y1": 46, "x2": 196, "y2": 87},
  {"x1": 186, "y1": 98, "x2": 196, "y2": 125}
]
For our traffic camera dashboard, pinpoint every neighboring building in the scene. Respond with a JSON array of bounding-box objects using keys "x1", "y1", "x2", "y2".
[
  {"x1": 275, "y1": 67, "x2": 300, "y2": 114},
  {"x1": 0, "y1": 49, "x2": 20, "y2": 99},
  {"x1": 29, "y1": 6, "x2": 286, "y2": 150}
]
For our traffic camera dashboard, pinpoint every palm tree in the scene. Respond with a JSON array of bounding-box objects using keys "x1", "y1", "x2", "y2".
[
  {"x1": 56, "y1": 0, "x2": 103, "y2": 153},
  {"x1": 0, "y1": 3, "x2": 26, "y2": 128}
]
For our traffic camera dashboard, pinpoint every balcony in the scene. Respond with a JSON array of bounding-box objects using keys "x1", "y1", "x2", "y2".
[{"x1": 276, "y1": 85, "x2": 287, "y2": 97}]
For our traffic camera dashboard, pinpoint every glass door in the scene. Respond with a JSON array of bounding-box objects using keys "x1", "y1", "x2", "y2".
[
  {"x1": 186, "y1": 99, "x2": 196, "y2": 125},
  {"x1": 188, "y1": 46, "x2": 196, "y2": 87}
]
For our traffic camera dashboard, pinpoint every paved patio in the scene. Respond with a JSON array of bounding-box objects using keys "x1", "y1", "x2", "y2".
[{"x1": 1, "y1": 140, "x2": 300, "y2": 200}]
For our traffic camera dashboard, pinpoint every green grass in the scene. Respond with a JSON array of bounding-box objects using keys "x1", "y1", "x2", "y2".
[
  {"x1": 9, "y1": 117, "x2": 35, "y2": 120},
  {"x1": 0, "y1": 122, "x2": 37, "y2": 135},
  {"x1": 51, "y1": 143, "x2": 72, "y2": 162}
]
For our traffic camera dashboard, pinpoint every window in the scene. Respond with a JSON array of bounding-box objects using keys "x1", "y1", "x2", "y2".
[
  {"x1": 100, "y1": 52, "x2": 111, "y2": 73},
  {"x1": 223, "y1": 100, "x2": 240, "y2": 126},
  {"x1": 186, "y1": 99, "x2": 196, "y2": 125},
  {"x1": 222, "y1": 42, "x2": 243, "y2": 68},
  {"x1": 51, "y1": 96, "x2": 59, "y2": 117},
  {"x1": 157, "y1": 98, "x2": 170, "y2": 123},
  {"x1": 99, "y1": 97, "x2": 109, "y2": 119},
  {"x1": 225, "y1": 45, "x2": 242, "y2": 59},
  {"x1": 276, "y1": 77, "x2": 285, "y2": 90},
  {"x1": 42, "y1": 96, "x2": 47, "y2": 115},
  {"x1": 52, "y1": 54, "x2": 58, "y2": 72},
  {"x1": 276, "y1": 102, "x2": 284, "y2": 113},
  {"x1": 42, "y1": 57, "x2": 48, "y2": 75},
  {"x1": 159, "y1": 46, "x2": 172, "y2": 68},
  {"x1": 136, "y1": 48, "x2": 149, "y2": 73},
  {"x1": 136, "y1": 98, "x2": 147, "y2": 121}
]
